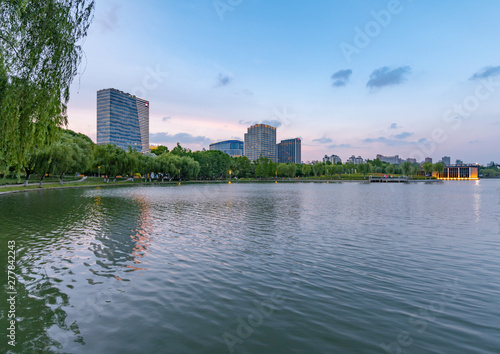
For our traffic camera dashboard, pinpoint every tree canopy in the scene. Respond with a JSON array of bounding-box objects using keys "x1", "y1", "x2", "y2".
[{"x1": 0, "y1": 0, "x2": 95, "y2": 173}]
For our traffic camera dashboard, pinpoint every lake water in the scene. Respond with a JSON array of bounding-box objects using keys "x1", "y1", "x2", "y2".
[{"x1": 1, "y1": 181, "x2": 499, "y2": 353}]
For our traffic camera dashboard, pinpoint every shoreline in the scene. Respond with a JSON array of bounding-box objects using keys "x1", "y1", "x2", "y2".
[{"x1": 0, "y1": 178, "x2": 450, "y2": 196}]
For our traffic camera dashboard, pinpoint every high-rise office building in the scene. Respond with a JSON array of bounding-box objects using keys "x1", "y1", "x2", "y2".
[
  {"x1": 277, "y1": 138, "x2": 301, "y2": 163},
  {"x1": 244, "y1": 124, "x2": 277, "y2": 162},
  {"x1": 97, "y1": 88, "x2": 149, "y2": 152},
  {"x1": 209, "y1": 140, "x2": 244, "y2": 157},
  {"x1": 441, "y1": 156, "x2": 451, "y2": 165}
]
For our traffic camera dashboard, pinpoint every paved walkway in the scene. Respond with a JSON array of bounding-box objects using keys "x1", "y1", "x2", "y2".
[{"x1": 0, "y1": 176, "x2": 87, "y2": 188}]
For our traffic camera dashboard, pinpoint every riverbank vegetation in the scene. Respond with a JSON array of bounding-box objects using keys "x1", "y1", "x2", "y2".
[
  {"x1": 1, "y1": 129, "x2": 446, "y2": 189},
  {"x1": 0, "y1": 0, "x2": 95, "y2": 174}
]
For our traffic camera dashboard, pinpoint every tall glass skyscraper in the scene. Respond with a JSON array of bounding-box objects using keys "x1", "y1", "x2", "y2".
[
  {"x1": 277, "y1": 138, "x2": 301, "y2": 163},
  {"x1": 209, "y1": 140, "x2": 244, "y2": 157},
  {"x1": 244, "y1": 124, "x2": 277, "y2": 162},
  {"x1": 97, "y1": 88, "x2": 149, "y2": 152}
]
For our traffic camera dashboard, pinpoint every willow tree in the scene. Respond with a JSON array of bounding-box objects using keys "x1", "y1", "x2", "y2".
[{"x1": 0, "y1": 0, "x2": 94, "y2": 173}]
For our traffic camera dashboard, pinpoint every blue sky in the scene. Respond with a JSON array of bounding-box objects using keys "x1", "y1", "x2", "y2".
[{"x1": 67, "y1": 0, "x2": 500, "y2": 163}]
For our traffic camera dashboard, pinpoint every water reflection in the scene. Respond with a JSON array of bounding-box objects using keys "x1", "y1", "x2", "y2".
[
  {"x1": 473, "y1": 180, "x2": 481, "y2": 224},
  {"x1": 85, "y1": 190, "x2": 153, "y2": 281},
  {"x1": 0, "y1": 187, "x2": 155, "y2": 352},
  {"x1": 1, "y1": 182, "x2": 500, "y2": 353},
  {"x1": 0, "y1": 189, "x2": 92, "y2": 352}
]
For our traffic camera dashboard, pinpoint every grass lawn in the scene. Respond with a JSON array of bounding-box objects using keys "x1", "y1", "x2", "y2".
[
  {"x1": 0, "y1": 175, "x2": 82, "y2": 186},
  {"x1": 0, "y1": 177, "x2": 129, "y2": 193},
  {"x1": 0, "y1": 174, "x2": 439, "y2": 194}
]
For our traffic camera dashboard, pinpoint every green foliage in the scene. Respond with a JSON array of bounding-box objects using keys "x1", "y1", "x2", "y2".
[
  {"x1": 155, "y1": 152, "x2": 199, "y2": 180},
  {"x1": 123, "y1": 149, "x2": 142, "y2": 178},
  {"x1": 277, "y1": 163, "x2": 296, "y2": 177},
  {"x1": 0, "y1": 0, "x2": 95, "y2": 172},
  {"x1": 433, "y1": 162, "x2": 445, "y2": 175},
  {"x1": 344, "y1": 163, "x2": 355, "y2": 174},
  {"x1": 139, "y1": 153, "x2": 159, "y2": 179},
  {"x1": 233, "y1": 156, "x2": 253, "y2": 178},
  {"x1": 253, "y1": 157, "x2": 278, "y2": 178},
  {"x1": 192, "y1": 149, "x2": 231, "y2": 179},
  {"x1": 358, "y1": 163, "x2": 370, "y2": 177},
  {"x1": 422, "y1": 162, "x2": 433, "y2": 176},
  {"x1": 93, "y1": 144, "x2": 125, "y2": 181},
  {"x1": 170, "y1": 143, "x2": 191, "y2": 156},
  {"x1": 50, "y1": 136, "x2": 78, "y2": 181},
  {"x1": 411, "y1": 164, "x2": 420, "y2": 177},
  {"x1": 312, "y1": 163, "x2": 324, "y2": 177},
  {"x1": 15, "y1": 135, "x2": 471, "y2": 184},
  {"x1": 302, "y1": 164, "x2": 312, "y2": 177},
  {"x1": 480, "y1": 167, "x2": 500, "y2": 178},
  {"x1": 151, "y1": 145, "x2": 169, "y2": 156},
  {"x1": 325, "y1": 164, "x2": 335, "y2": 178},
  {"x1": 401, "y1": 161, "x2": 412, "y2": 176}
]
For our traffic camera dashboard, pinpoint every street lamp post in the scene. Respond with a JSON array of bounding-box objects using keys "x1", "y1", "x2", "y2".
[
  {"x1": 178, "y1": 169, "x2": 181, "y2": 181},
  {"x1": 98, "y1": 166, "x2": 100, "y2": 178}
]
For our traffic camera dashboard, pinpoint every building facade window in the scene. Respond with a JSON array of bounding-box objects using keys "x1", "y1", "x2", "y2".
[
  {"x1": 244, "y1": 124, "x2": 277, "y2": 162},
  {"x1": 97, "y1": 88, "x2": 149, "y2": 152},
  {"x1": 209, "y1": 140, "x2": 244, "y2": 157}
]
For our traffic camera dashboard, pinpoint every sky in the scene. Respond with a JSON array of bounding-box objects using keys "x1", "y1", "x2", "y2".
[{"x1": 67, "y1": 0, "x2": 500, "y2": 164}]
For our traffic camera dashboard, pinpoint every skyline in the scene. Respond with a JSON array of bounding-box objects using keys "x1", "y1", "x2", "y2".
[{"x1": 66, "y1": 0, "x2": 500, "y2": 164}]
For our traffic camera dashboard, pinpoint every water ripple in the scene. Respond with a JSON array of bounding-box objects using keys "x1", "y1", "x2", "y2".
[{"x1": 0, "y1": 182, "x2": 499, "y2": 353}]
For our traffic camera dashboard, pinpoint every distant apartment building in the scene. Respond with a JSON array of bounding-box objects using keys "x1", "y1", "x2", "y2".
[
  {"x1": 376, "y1": 154, "x2": 403, "y2": 164},
  {"x1": 441, "y1": 156, "x2": 451, "y2": 165},
  {"x1": 456, "y1": 159, "x2": 464, "y2": 165},
  {"x1": 97, "y1": 88, "x2": 149, "y2": 152},
  {"x1": 323, "y1": 154, "x2": 342, "y2": 164},
  {"x1": 277, "y1": 138, "x2": 301, "y2": 163},
  {"x1": 209, "y1": 140, "x2": 244, "y2": 157},
  {"x1": 406, "y1": 158, "x2": 417, "y2": 164},
  {"x1": 425, "y1": 157, "x2": 433, "y2": 164},
  {"x1": 347, "y1": 155, "x2": 364, "y2": 165},
  {"x1": 244, "y1": 124, "x2": 277, "y2": 162}
]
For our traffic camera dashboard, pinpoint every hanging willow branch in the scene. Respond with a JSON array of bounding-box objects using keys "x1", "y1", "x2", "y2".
[{"x1": 0, "y1": 0, "x2": 95, "y2": 173}]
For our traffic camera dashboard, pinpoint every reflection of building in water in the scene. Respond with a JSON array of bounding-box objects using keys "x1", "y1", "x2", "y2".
[
  {"x1": 129, "y1": 195, "x2": 154, "y2": 266},
  {"x1": 433, "y1": 164, "x2": 479, "y2": 180},
  {"x1": 89, "y1": 193, "x2": 153, "y2": 280}
]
